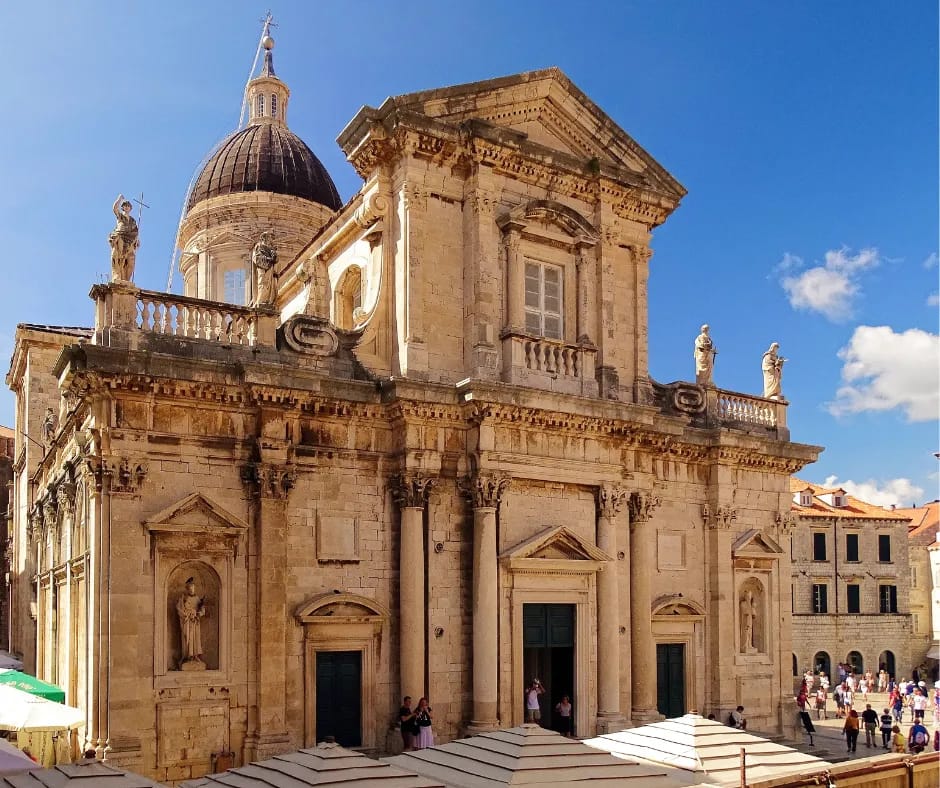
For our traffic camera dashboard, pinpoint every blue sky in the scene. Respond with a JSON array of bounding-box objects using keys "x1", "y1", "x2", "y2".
[{"x1": 2, "y1": 1, "x2": 937, "y2": 505}]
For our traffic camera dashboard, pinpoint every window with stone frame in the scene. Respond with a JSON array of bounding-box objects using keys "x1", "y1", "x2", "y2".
[
  {"x1": 271, "y1": 93, "x2": 278, "y2": 118},
  {"x1": 224, "y1": 268, "x2": 247, "y2": 305},
  {"x1": 524, "y1": 261, "x2": 563, "y2": 340},
  {"x1": 846, "y1": 583, "x2": 860, "y2": 613},
  {"x1": 845, "y1": 532, "x2": 859, "y2": 562},
  {"x1": 812, "y1": 532, "x2": 827, "y2": 561},
  {"x1": 878, "y1": 534, "x2": 891, "y2": 562},
  {"x1": 812, "y1": 583, "x2": 828, "y2": 613},
  {"x1": 257, "y1": 93, "x2": 265, "y2": 118},
  {"x1": 878, "y1": 584, "x2": 898, "y2": 614}
]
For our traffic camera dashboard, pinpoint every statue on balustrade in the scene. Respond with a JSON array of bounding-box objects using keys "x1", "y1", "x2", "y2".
[
  {"x1": 761, "y1": 342, "x2": 786, "y2": 400},
  {"x1": 251, "y1": 231, "x2": 278, "y2": 307},
  {"x1": 108, "y1": 194, "x2": 140, "y2": 283},
  {"x1": 694, "y1": 324, "x2": 717, "y2": 386}
]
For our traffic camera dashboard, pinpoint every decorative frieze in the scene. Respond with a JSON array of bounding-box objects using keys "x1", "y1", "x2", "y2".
[
  {"x1": 460, "y1": 472, "x2": 511, "y2": 510},
  {"x1": 390, "y1": 473, "x2": 434, "y2": 509},
  {"x1": 596, "y1": 484, "x2": 629, "y2": 519}
]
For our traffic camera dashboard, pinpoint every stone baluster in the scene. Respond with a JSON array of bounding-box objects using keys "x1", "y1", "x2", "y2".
[
  {"x1": 596, "y1": 484, "x2": 628, "y2": 730},
  {"x1": 629, "y1": 491, "x2": 663, "y2": 722},
  {"x1": 462, "y1": 471, "x2": 511, "y2": 732},
  {"x1": 391, "y1": 473, "x2": 434, "y2": 701}
]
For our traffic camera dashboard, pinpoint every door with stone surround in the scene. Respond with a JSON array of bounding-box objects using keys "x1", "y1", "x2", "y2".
[
  {"x1": 315, "y1": 650, "x2": 362, "y2": 747},
  {"x1": 656, "y1": 643, "x2": 685, "y2": 718},
  {"x1": 522, "y1": 603, "x2": 575, "y2": 732}
]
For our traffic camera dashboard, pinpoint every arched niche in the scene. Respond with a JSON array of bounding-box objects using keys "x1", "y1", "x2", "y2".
[
  {"x1": 333, "y1": 265, "x2": 365, "y2": 330},
  {"x1": 296, "y1": 592, "x2": 388, "y2": 750},
  {"x1": 166, "y1": 561, "x2": 221, "y2": 672}
]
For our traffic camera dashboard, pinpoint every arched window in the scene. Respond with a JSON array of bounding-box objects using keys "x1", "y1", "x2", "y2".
[
  {"x1": 256, "y1": 93, "x2": 265, "y2": 118},
  {"x1": 271, "y1": 93, "x2": 278, "y2": 118},
  {"x1": 224, "y1": 268, "x2": 247, "y2": 305},
  {"x1": 335, "y1": 266, "x2": 364, "y2": 330},
  {"x1": 792, "y1": 654, "x2": 798, "y2": 676},
  {"x1": 846, "y1": 650, "x2": 863, "y2": 675},
  {"x1": 813, "y1": 651, "x2": 831, "y2": 679}
]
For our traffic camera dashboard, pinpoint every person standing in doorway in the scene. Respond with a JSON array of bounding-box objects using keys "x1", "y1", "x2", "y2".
[
  {"x1": 413, "y1": 698, "x2": 434, "y2": 750},
  {"x1": 526, "y1": 679, "x2": 545, "y2": 723},
  {"x1": 555, "y1": 695, "x2": 573, "y2": 737}
]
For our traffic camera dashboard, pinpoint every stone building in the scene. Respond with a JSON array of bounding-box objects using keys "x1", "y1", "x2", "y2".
[
  {"x1": 0, "y1": 425, "x2": 12, "y2": 650},
  {"x1": 790, "y1": 479, "x2": 911, "y2": 681},
  {"x1": 898, "y1": 501, "x2": 940, "y2": 680},
  {"x1": 6, "y1": 31, "x2": 820, "y2": 784}
]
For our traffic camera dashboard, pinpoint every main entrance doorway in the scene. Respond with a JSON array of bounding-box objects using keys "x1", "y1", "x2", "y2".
[
  {"x1": 656, "y1": 643, "x2": 686, "y2": 718},
  {"x1": 523, "y1": 604, "x2": 575, "y2": 733},
  {"x1": 316, "y1": 651, "x2": 362, "y2": 747}
]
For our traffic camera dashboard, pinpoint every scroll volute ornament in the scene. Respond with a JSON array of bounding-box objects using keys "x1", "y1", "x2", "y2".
[
  {"x1": 628, "y1": 491, "x2": 662, "y2": 525},
  {"x1": 390, "y1": 473, "x2": 435, "y2": 509},
  {"x1": 596, "y1": 484, "x2": 629, "y2": 519},
  {"x1": 460, "y1": 472, "x2": 511, "y2": 509}
]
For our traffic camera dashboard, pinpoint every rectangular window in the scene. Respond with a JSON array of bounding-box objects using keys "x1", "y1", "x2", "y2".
[
  {"x1": 845, "y1": 533, "x2": 859, "y2": 562},
  {"x1": 812, "y1": 584, "x2": 828, "y2": 614},
  {"x1": 879, "y1": 584, "x2": 898, "y2": 614},
  {"x1": 524, "y1": 261, "x2": 563, "y2": 340},
  {"x1": 224, "y1": 269, "x2": 246, "y2": 305},
  {"x1": 913, "y1": 613, "x2": 921, "y2": 633},
  {"x1": 878, "y1": 534, "x2": 891, "y2": 562},
  {"x1": 846, "y1": 584, "x2": 860, "y2": 614},
  {"x1": 812, "y1": 532, "x2": 827, "y2": 561}
]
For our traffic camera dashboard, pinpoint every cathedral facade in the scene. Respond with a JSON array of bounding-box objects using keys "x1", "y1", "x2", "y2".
[{"x1": 6, "y1": 35, "x2": 819, "y2": 783}]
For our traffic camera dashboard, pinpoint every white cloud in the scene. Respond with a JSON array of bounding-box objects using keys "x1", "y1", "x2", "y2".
[
  {"x1": 924, "y1": 252, "x2": 938, "y2": 269},
  {"x1": 822, "y1": 475, "x2": 925, "y2": 509},
  {"x1": 829, "y1": 325, "x2": 940, "y2": 421},
  {"x1": 777, "y1": 247, "x2": 880, "y2": 322},
  {"x1": 928, "y1": 292, "x2": 939, "y2": 307}
]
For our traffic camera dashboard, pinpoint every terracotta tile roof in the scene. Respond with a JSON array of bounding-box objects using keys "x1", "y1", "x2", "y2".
[
  {"x1": 789, "y1": 478, "x2": 911, "y2": 521},
  {"x1": 0, "y1": 426, "x2": 12, "y2": 439},
  {"x1": 895, "y1": 501, "x2": 940, "y2": 538}
]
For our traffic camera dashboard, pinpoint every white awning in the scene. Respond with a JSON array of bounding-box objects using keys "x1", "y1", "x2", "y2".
[{"x1": 926, "y1": 643, "x2": 940, "y2": 660}]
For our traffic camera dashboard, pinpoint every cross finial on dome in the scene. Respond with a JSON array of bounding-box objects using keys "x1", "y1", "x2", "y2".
[{"x1": 259, "y1": 12, "x2": 277, "y2": 77}]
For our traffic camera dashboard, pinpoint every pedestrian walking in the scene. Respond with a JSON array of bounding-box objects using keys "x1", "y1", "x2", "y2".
[
  {"x1": 891, "y1": 725, "x2": 906, "y2": 753},
  {"x1": 861, "y1": 704, "x2": 878, "y2": 748},
  {"x1": 815, "y1": 686, "x2": 828, "y2": 720},
  {"x1": 843, "y1": 709, "x2": 860, "y2": 753},
  {"x1": 879, "y1": 708, "x2": 894, "y2": 749}
]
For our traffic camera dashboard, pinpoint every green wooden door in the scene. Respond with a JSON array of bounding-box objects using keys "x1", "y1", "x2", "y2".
[
  {"x1": 656, "y1": 643, "x2": 685, "y2": 719},
  {"x1": 316, "y1": 651, "x2": 362, "y2": 747}
]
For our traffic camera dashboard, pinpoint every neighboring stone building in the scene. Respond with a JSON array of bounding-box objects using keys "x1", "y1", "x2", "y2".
[
  {"x1": 5, "y1": 30, "x2": 820, "y2": 784},
  {"x1": 898, "y1": 500, "x2": 940, "y2": 681},
  {"x1": 790, "y1": 479, "x2": 911, "y2": 681},
  {"x1": 0, "y1": 425, "x2": 13, "y2": 650}
]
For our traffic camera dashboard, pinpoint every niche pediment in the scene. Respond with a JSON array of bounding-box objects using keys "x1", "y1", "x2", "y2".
[
  {"x1": 501, "y1": 525, "x2": 610, "y2": 573},
  {"x1": 144, "y1": 493, "x2": 248, "y2": 548},
  {"x1": 732, "y1": 529, "x2": 783, "y2": 558}
]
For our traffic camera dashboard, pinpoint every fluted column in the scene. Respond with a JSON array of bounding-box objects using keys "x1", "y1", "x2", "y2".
[
  {"x1": 596, "y1": 484, "x2": 628, "y2": 728},
  {"x1": 629, "y1": 491, "x2": 662, "y2": 721},
  {"x1": 463, "y1": 472, "x2": 511, "y2": 732},
  {"x1": 391, "y1": 473, "x2": 434, "y2": 700}
]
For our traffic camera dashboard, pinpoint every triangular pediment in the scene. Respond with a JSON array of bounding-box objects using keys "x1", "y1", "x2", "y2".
[
  {"x1": 501, "y1": 525, "x2": 611, "y2": 563},
  {"x1": 144, "y1": 492, "x2": 248, "y2": 536},
  {"x1": 387, "y1": 68, "x2": 686, "y2": 200},
  {"x1": 732, "y1": 529, "x2": 783, "y2": 557}
]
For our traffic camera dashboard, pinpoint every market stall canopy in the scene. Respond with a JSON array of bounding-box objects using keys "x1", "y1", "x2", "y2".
[
  {"x1": 0, "y1": 685, "x2": 83, "y2": 732},
  {"x1": 585, "y1": 714, "x2": 831, "y2": 786},
  {"x1": 0, "y1": 738, "x2": 37, "y2": 776},
  {"x1": 0, "y1": 673, "x2": 64, "y2": 703}
]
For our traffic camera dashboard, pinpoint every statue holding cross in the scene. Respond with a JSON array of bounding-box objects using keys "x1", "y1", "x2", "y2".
[{"x1": 108, "y1": 194, "x2": 140, "y2": 283}]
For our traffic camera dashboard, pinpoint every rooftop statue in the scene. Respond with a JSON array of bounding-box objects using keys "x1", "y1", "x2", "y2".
[
  {"x1": 108, "y1": 194, "x2": 140, "y2": 283},
  {"x1": 693, "y1": 324, "x2": 717, "y2": 387},
  {"x1": 251, "y1": 231, "x2": 278, "y2": 307},
  {"x1": 762, "y1": 342, "x2": 786, "y2": 400}
]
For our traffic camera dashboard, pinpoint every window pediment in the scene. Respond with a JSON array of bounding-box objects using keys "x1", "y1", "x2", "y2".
[
  {"x1": 501, "y1": 525, "x2": 611, "y2": 570},
  {"x1": 144, "y1": 493, "x2": 248, "y2": 554},
  {"x1": 732, "y1": 528, "x2": 783, "y2": 558},
  {"x1": 498, "y1": 200, "x2": 598, "y2": 246}
]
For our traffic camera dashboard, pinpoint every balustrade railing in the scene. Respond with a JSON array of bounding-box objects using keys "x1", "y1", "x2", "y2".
[
  {"x1": 522, "y1": 337, "x2": 582, "y2": 378},
  {"x1": 501, "y1": 332, "x2": 598, "y2": 396},
  {"x1": 137, "y1": 292, "x2": 255, "y2": 345},
  {"x1": 715, "y1": 390, "x2": 778, "y2": 427}
]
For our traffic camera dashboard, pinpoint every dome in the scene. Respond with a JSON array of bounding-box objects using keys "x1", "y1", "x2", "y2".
[{"x1": 186, "y1": 123, "x2": 342, "y2": 212}]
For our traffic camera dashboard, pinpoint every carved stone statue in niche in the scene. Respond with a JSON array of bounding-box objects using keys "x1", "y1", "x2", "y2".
[
  {"x1": 41, "y1": 408, "x2": 59, "y2": 446},
  {"x1": 739, "y1": 590, "x2": 757, "y2": 653},
  {"x1": 176, "y1": 577, "x2": 208, "y2": 670}
]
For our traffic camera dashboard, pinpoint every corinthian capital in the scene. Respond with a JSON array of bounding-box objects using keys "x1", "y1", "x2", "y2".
[
  {"x1": 461, "y1": 471, "x2": 511, "y2": 509},
  {"x1": 596, "y1": 484, "x2": 629, "y2": 519},
  {"x1": 56, "y1": 483, "x2": 76, "y2": 517},
  {"x1": 242, "y1": 463, "x2": 296, "y2": 500},
  {"x1": 703, "y1": 503, "x2": 737, "y2": 530},
  {"x1": 628, "y1": 491, "x2": 662, "y2": 525},
  {"x1": 390, "y1": 473, "x2": 434, "y2": 509}
]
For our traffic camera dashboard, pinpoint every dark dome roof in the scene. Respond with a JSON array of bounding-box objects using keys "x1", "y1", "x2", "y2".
[{"x1": 187, "y1": 123, "x2": 342, "y2": 212}]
